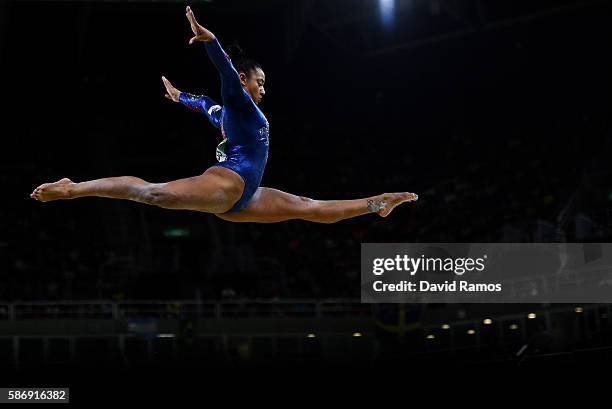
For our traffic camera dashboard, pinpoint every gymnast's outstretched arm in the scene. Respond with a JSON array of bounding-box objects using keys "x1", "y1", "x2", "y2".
[
  {"x1": 185, "y1": 6, "x2": 249, "y2": 106},
  {"x1": 161, "y1": 76, "x2": 222, "y2": 129},
  {"x1": 180, "y1": 93, "x2": 223, "y2": 129}
]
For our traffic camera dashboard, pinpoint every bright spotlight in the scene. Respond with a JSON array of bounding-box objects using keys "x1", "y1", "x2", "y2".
[{"x1": 379, "y1": 0, "x2": 395, "y2": 27}]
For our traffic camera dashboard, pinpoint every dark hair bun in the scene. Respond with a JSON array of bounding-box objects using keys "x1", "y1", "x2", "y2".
[
  {"x1": 225, "y1": 41, "x2": 262, "y2": 75},
  {"x1": 226, "y1": 42, "x2": 246, "y2": 61}
]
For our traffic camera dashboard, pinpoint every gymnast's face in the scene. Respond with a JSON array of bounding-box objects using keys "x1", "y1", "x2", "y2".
[{"x1": 240, "y1": 67, "x2": 266, "y2": 104}]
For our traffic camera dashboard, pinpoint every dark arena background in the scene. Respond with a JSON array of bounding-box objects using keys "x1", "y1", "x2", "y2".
[{"x1": 2, "y1": 0, "x2": 612, "y2": 400}]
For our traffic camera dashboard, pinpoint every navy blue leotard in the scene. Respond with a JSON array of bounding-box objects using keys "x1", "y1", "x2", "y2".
[{"x1": 179, "y1": 38, "x2": 269, "y2": 213}]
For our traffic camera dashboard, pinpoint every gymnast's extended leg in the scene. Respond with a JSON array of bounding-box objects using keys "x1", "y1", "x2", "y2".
[
  {"x1": 30, "y1": 167, "x2": 245, "y2": 214},
  {"x1": 215, "y1": 187, "x2": 417, "y2": 224}
]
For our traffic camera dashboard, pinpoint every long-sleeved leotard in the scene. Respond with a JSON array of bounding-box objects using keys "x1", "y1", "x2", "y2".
[
  {"x1": 180, "y1": 38, "x2": 269, "y2": 213},
  {"x1": 179, "y1": 92, "x2": 228, "y2": 161},
  {"x1": 179, "y1": 92, "x2": 223, "y2": 129}
]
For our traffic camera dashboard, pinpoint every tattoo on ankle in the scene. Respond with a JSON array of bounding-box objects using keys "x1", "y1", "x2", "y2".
[{"x1": 367, "y1": 199, "x2": 387, "y2": 213}]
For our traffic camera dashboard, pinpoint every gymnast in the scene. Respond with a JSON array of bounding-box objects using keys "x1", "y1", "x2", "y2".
[{"x1": 31, "y1": 6, "x2": 418, "y2": 224}]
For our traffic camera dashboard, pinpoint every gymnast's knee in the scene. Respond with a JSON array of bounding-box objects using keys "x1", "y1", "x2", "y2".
[{"x1": 141, "y1": 184, "x2": 179, "y2": 208}]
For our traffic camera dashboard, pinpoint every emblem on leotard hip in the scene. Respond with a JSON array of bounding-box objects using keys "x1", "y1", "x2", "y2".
[{"x1": 216, "y1": 138, "x2": 228, "y2": 162}]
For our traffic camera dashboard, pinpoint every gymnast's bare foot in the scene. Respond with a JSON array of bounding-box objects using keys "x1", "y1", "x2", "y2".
[
  {"x1": 369, "y1": 192, "x2": 418, "y2": 218},
  {"x1": 30, "y1": 178, "x2": 75, "y2": 202}
]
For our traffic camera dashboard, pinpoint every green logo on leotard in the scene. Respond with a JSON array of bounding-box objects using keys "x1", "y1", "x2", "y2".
[{"x1": 216, "y1": 138, "x2": 228, "y2": 162}]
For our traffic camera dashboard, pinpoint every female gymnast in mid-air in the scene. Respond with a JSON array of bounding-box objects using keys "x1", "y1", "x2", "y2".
[{"x1": 30, "y1": 6, "x2": 417, "y2": 223}]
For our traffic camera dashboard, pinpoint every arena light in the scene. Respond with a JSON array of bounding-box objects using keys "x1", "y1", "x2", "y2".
[
  {"x1": 441, "y1": 324, "x2": 450, "y2": 330},
  {"x1": 527, "y1": 313, "x2": 537, "y2": 319},
  {"x1": 379, "y1": 0, "x2": 395, "y2": 27},
  {"x1": 163, "y1": 228, "x2": 190, "y2": 238},
  {"x1": 426, "y1": 334, "x2": 435, "y2": 340},
  {"x1": 483, "y1": 319, "x2": 492, "y2": 325},
  {"x1": 352, "y1": 332, "x2": 363, "y2": 337},
  {"x1": 574, "y1": 307, "x2": 584, "y2": 313},
  {"x1": 467, "y1": 329, "x2": 475, "y2": 335},
  {"x1": 157, "y1": 333, "x2": 175, "y2": 338},
  {"x1": 510, "y1": 324, "x2": 519, "y2": 330},
  {"x1": 307, "y1": 333, "x2": 316, "y2": 338}
]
